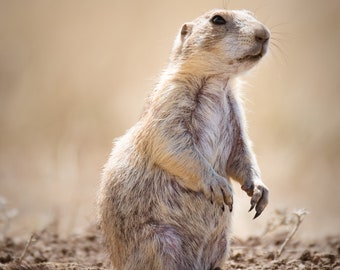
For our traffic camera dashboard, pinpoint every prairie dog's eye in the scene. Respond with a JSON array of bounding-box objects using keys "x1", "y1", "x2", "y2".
[{"x1": 211, "y1": 15, "x2": 226, "y2": 25}]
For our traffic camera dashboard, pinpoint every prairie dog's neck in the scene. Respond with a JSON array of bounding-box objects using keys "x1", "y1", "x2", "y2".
[{"x1": 155, "y1": 64, "x2": 232, "y2": 97}]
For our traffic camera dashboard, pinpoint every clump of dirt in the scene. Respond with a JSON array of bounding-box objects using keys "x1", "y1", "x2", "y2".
[
  {"x1": 0, "y1": 226, "x2": 109, "y2": 270},
  {"x1": 0, "y1": 227, "x2": 339, "y2": 270},
  {"x1": 226, "y1": 232, "x2": 340, "y2": 270}
]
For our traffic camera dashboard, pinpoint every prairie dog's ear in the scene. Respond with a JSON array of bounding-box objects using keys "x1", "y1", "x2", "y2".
[
  {"x1": 170, "y1": 22, "x2": 194, "y2": 61},
  {"x1": 180, "y1": 23, "x2": 193, "y2": 42}
]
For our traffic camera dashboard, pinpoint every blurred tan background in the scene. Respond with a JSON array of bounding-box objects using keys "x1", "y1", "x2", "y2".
[{"x1": 1, "y1": 0, "x2": 339, "y2": 239}]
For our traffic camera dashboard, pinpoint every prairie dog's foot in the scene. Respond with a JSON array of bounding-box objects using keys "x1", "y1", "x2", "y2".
[
  {"x1": 201, "y1": 173, "x2": 233, "y2": 211},
  {"x1": 241, "y1": 178, "x2": 269, "y2": 219}
]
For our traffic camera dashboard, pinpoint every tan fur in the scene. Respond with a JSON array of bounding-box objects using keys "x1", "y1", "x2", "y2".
[{"x1": 98, "y1": 9, "x2": 269, "y2": 270}]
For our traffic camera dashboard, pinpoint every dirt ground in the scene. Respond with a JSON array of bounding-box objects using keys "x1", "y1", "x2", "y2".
[{"x1": 0, "y1": 225, "x2": 339, "y2": 270}]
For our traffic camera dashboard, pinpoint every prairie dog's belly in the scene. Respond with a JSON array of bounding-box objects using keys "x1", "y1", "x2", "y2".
[{"x1": 192, "y1": 86, "x2": 232, "y2": 175}]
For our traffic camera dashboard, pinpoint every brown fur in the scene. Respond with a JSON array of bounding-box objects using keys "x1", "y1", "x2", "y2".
[{"x1": 98, "y1": 9, "x2": 269, "y2": 270}]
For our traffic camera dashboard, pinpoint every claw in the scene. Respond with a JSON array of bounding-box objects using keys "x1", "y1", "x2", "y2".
[
  {"x1": 253, "y1": 210, "x2": 262, "y2": 219},
  {"x1": 221, "y1": 204, "x2": 225, "y2": 212},
  {"x1": 249, "y1": 202, "x2": 255, "y2": 212},
  {"x1": 220, "y1": 187, "x2": 233, "y2": 212}
]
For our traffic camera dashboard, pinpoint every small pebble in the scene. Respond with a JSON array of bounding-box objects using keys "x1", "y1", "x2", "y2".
[{"x1": 300, "y1": 250, "x2": 312, "y2": 261}]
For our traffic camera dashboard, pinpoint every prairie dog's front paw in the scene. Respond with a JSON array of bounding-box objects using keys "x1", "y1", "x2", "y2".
[
  {"x1": 241, "y1": 178, "x2": 269, "y2": 219},
  {"x1": 201, "y1": 174, "x2": 233, "y2": 212}
]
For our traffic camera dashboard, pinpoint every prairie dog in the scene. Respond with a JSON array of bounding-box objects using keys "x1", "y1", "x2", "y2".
[{"x1": 98, "y1": 9, "x2": 269, "y2": 270}]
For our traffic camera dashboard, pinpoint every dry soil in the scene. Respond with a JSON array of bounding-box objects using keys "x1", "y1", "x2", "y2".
[{"x1": 0, "y1": 226, "x2": 339, "y2": 270}]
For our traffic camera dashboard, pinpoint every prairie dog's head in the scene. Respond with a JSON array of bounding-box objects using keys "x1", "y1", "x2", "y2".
[{"x1": 171, "y1": 9, "x2": 270, "y2": 77}]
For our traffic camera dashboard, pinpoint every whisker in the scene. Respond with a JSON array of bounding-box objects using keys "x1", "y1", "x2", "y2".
[
  {"x1": 270, "y1": 30, "x2": 290, "y2": 49},
  {"x1": 270, "y1": 40, "x2": 288, "y2": 65},
  {"x1": 271, "y1": 31, "x2": 290, "y2": 37},
  {"x1": 222, "y1": 0, "x2": 231, "y2": 9},
  {"x1": 270, "y1": 31, "x2": 295, "y2": 40},
  {"x1": 269, "y1": 21, "x2": 295, "y2": 41},
  {"x1": 253, "y1": 2, "x2": 270, "y2": 16},
  {"x1": 270, "y1": 22, "x2": 290, "y2": 30},
  {"x1": 271, "y1": 36, "x2": 286, "y2": 42}
]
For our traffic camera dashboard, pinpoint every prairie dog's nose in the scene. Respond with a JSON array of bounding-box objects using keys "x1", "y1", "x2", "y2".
[{"x1": 254, "y1": 24, "x2": 270, "y2": 44}]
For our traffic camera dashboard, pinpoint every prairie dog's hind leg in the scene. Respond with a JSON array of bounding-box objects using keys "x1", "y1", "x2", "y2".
[{"x1": 122, "y1": 224, "x2": 190, "y2": 270}]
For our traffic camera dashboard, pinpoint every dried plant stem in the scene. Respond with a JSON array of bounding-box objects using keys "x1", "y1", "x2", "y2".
[
  {"x1": 276, "y1": 209, "x2": 308, "y2": 258},
  {"x1": 18, "y1": 233, "x2": 36, "y2": 263}
]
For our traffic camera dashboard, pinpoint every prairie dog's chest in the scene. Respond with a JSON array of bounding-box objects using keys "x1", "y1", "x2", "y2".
[{"x1": 191, "y1": 83, "x2": 235, "y2": 168}]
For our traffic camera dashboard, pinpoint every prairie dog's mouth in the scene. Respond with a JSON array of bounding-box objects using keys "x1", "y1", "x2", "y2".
[
  {"x1": 237, "y1": 52, "x2": 263, "y2": 62},
  {"x1": 237, "y1": 42, "x2": 269, "y2": 63}
]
